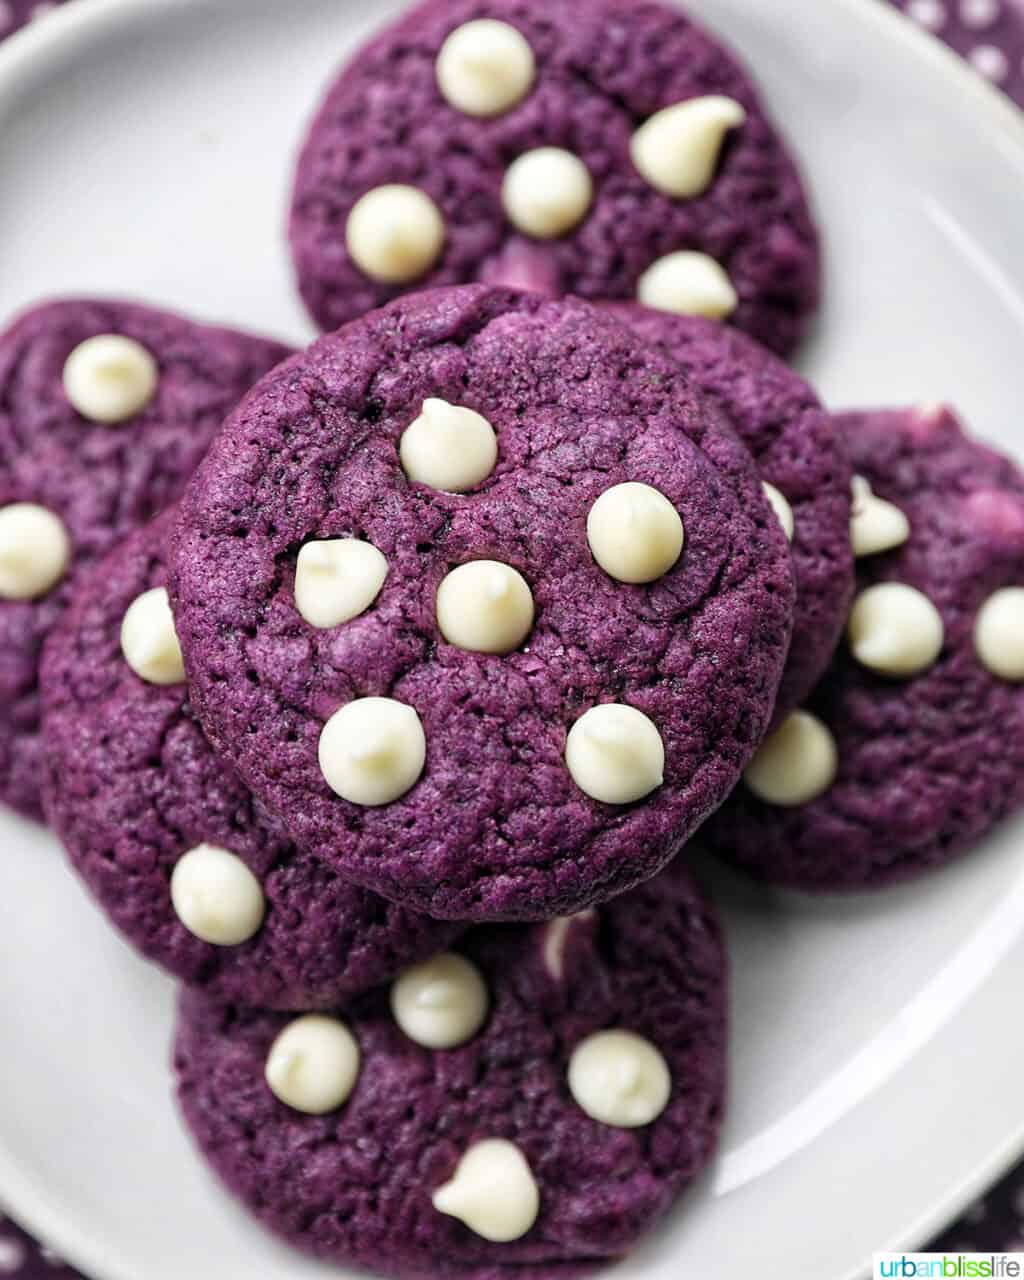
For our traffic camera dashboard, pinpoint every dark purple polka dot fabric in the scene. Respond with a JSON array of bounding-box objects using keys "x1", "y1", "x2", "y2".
[
  {"x1": 2, "y1": 0, "x2": 1024, "y2": 1272},
  {"x1": 0, "y1": 0, "x2": 59, "y2": 34},
  {"x1": 898, "y1": 0, "x2": 1024, "y2": 100}
]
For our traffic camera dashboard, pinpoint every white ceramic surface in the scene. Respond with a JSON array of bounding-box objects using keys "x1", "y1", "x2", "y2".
[{"x1": 0, "y1": 1, "x2": 1023, "y2": 1278}]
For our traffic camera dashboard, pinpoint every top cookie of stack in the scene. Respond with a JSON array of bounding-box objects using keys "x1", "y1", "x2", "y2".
[{"x1": 169, "y1": 285, "x2": 796, "y2": 922}]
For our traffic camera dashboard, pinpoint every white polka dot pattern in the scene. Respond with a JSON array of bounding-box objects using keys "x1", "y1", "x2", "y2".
[
  {"x1": 901, "y1": 0, "x2": 1022, "y2": 92},
  {"x1": 907, "y1": 0, "x2": 947, "y2": 30},
  {"x1": 0, "y1": 1240, "x2": 26, "y2": 1275},
  {"x1": 970, "y1": 42, "x2": 1009, "y2": 78}
]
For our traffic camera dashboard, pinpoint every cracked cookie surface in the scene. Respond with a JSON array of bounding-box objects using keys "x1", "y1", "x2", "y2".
[
  {"x1": 40, "y1": 509, "x2": 462, "y2": 1009},
  {"x1": 0, "y1": 299, "x2": 290, "y2": 820},
  {"x1": 706, "y1": 405, "x2": 1024, "y2": 889},
  {"x1": 290, "y1": 0, "x2": 820, "y2": 356},
  {"x1": 608, "y1": 306, "x2": 853, "y2": 719},
  {"x1": 170, "y1": 287, "x2": 794, "y2": 921},
  {"x1": 174, "y1": 863, "x2": 727, "y2": 1277}
]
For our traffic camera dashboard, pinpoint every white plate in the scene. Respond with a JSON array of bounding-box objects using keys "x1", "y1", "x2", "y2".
[{"x1": 0, "y1": 1, "x2": 1023, "y2": 1277}]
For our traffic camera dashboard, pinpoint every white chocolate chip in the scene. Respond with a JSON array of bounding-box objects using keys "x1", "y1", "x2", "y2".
[
  {"x1": 120, "y1": 587, "x2": 185, "y2": 685},
  {"x1": 318, "y1": 696, "x2": 426, "y2": 806},
  {"x1": 586, "y1": 481, "x2": 684, "y2": 584},
  {"x1": 265, "y1": 1015, "x2": 360, "y2": 1115},
  {"x1": 502, "y1": 148, "x2": 593, "y2": 239},
  {"x1": 169, "y1": 844, "x2": 265, "y2": 946},
  {"x1": 294, "y1": 539, "x2": 387, "y2": 629},
  {"x1": 567, "y1": 1029, "x2": 671, "y2": 1128},
  {"x1": 849, "y1": 476, "x2": 910, "y2": 558},
  {"x1": 744, "y1": 710, "x2": 837, "y2": 807},
  {"x1": 847, "y1": 582, "x2": 943, "y2": 677},
  {"x1": 762, "y1": 482, "x2": 794, "y2": 542},
  {"x1": 565, "y1": 704, "x2": 665, "y2": 805},
  {"x1": 542, "y1": 910, "x2": 596, "y2": 980},
  {"x1": 630, "y1": 95, "x2": 746, "y2": 199},
  {"x1": 436, "y1": 560, "x2": 534, "y2": 654},
  {"x1": 390, "y1": 952, "x2": 489, "y2": 1049},
  {"x1": 637, "y1": 251, "x2": 738, "y2": 319},
  {"x1": 436, "y1": 19, "x2": 535, "y2": 117},
  {"x1": 62, "y1": 334, "x2": 158, "y2": 425},
  {"x1": 400, "y1": 398, "x2": 498, "y2": 493},
  {"x1": 432, "y1": 1139, "x2": 539, "y2": 1242},
  {"x1": 0, "y1": 503, "x2": 70, "y2": 600},
  {"x1": 346, "y1": 185, "x2": 445, "y2": 284},
  {"x1": 975, "y1": 588, "x2": 1024, "y2": 680}
]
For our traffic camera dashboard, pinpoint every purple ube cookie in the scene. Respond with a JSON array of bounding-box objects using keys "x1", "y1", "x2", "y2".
[
  {"x1": 0, "y1": 299, "x2": 290, "y2": 821},
  {"x1": 290, "y1": 0, "x2": 820, "y2": 356},
  {"x1": 706, "y1": 405, "x2": 1024, "y2": 890},
  {"x1": 39, "y1": 510, "x2": 462, "y2": 1010},
  {"x1": 170, "y1": 286, "x2": 795, "y2": 922},
  {"x1": 174, "y1": 864, "x2": 727, "y2": 1277},
  {"x1": 607, "y1": 306, "x2": 854, "y2": 719}
]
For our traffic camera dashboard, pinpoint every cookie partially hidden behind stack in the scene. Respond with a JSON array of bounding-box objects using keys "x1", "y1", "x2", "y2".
[
  {"x1": 174, "y1": 863, "x2": 728, "y2": 1274},
  {"x1": 290, "y1": 0, "x2": 820, "y2": 355},
  {"x1": 0, "y1": 299, "x2": 290, "y2": 821},
  {"x1": 706, "y1": 405, "x2": 1024, "y2": 889},
  {"x1": 608, "y1": 305, "x2": 854, "y2": 719},
  {"x1": 39, "y1": 509, "x2": 464, "y2": 1011}
]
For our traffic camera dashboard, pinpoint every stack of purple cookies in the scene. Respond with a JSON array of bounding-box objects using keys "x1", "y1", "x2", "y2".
[{"x1": 1, "y1": 1, "x2": 1023, "y2": 1275}]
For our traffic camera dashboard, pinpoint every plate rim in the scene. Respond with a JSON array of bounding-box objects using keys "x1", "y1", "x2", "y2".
[{"x1": 1, "y1": 0, "x2": 1024, "y2": 1276}]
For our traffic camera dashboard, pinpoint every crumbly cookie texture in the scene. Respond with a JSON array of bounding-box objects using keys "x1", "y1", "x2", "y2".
[
  {"x1": 174, "y1": 864, "x2": 727, "y2": 1276},
  {"x1": 0, "y1": 298, "x2": 290, "y2": 821},
  {"x1": 707, "y1": 404, "x2": 1024, "y2": 890},
  {"x1": 40, "y1": 510, "x2": 462, "y2": 1009},
  {"x1": 607, "y1": 305, "x2": 854, "y2": 720},
  {"x1": 170, "y1": 286, "x2": 794, "y2": 921},
  {"x1": 290, "y1": 0, "x2": 820, "y2": 356}
]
